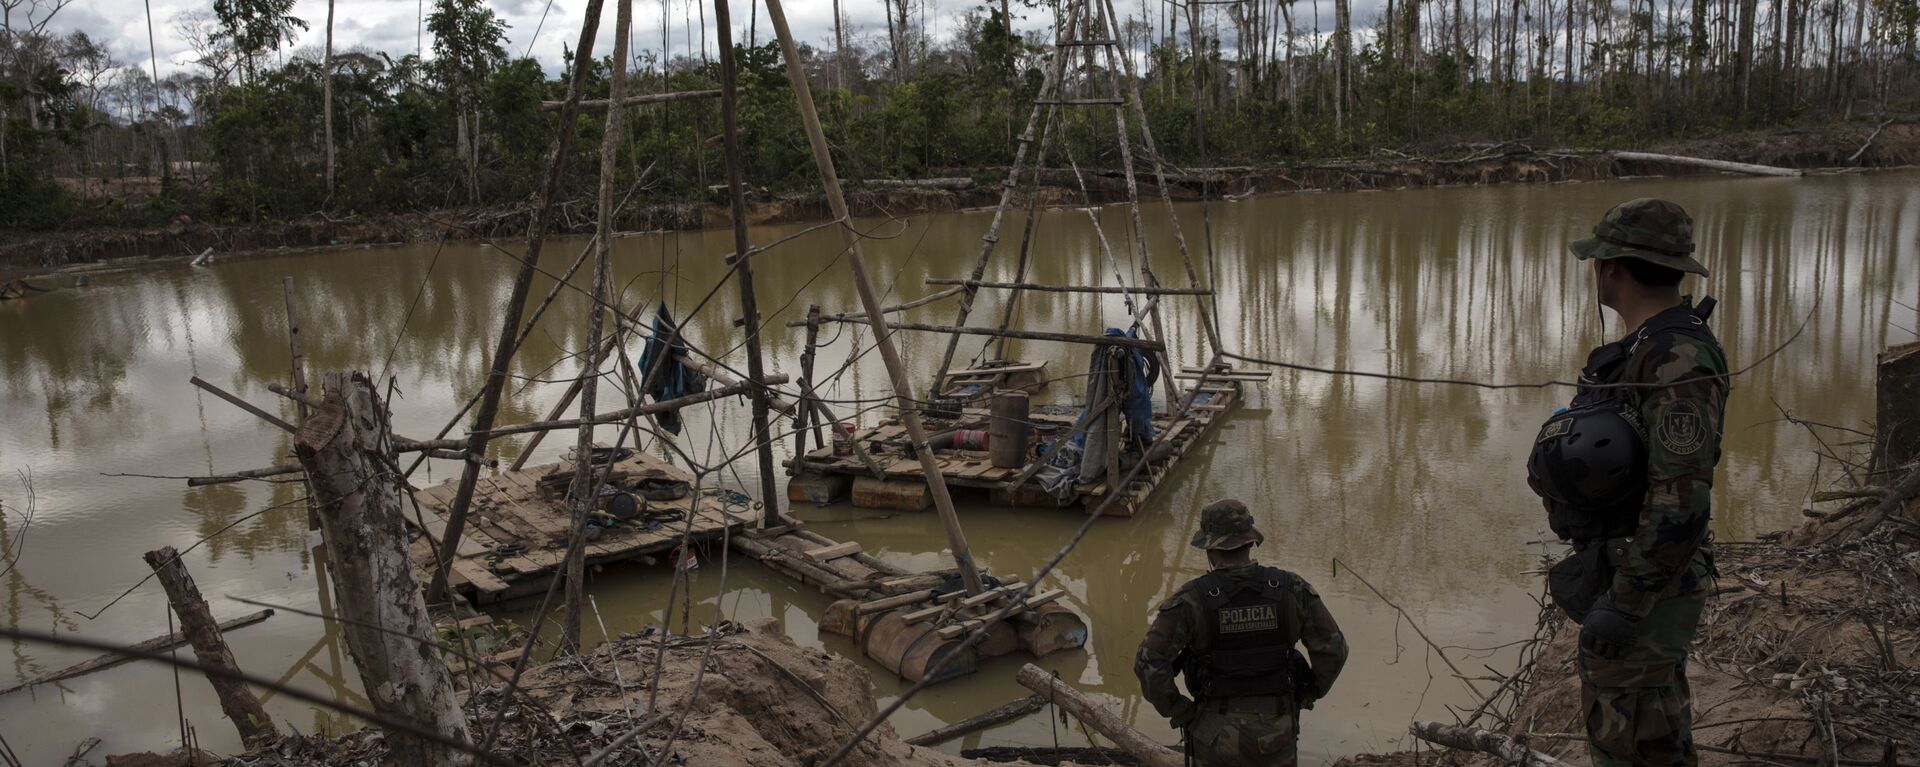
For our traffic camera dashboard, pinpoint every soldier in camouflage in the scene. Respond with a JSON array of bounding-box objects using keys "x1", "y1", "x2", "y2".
[
  {"x1": 1534, "y1": 198, "x2": 1729, "y2": 767},
  {"x1": 1134, "y1": 500, "x2": 1348, "y2": 767}
]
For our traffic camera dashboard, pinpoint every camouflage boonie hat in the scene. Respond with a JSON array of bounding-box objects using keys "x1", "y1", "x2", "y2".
[
  {"x1": 1190, "y1": 499, "x2": 1264, "y2": 550},
  {"x1": 1569, "y1": 198, "x2": 1708, "y2": 277}
]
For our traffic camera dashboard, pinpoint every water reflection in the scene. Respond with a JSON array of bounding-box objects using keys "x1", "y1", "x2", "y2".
[{"x1": 0, "y1": 171, "x2": 1912, "y2": 763}]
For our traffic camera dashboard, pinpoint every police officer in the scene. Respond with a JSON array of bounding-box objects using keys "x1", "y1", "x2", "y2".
[
  {"x1": 1529, "y1": 198, "x2": 1728, "y2": 767},
  {"x1": 1134, "y1": 500, "x2": 1347, "y2": 767}
]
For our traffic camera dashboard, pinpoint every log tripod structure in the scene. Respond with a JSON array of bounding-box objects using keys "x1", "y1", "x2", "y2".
[{"x1": 783, "y1": 0, "x2": 1268, "y2": 517}]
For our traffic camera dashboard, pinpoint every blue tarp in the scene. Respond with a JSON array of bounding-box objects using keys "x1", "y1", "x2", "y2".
[
  {"x1": 1104, "y1": 327, "x2": 1159, "y2": 443},
  {"x1": 636, "y1": 305, "x2": 707, "y2": 434}
]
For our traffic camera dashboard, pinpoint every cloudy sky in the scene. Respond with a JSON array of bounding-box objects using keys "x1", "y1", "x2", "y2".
[{"x1": 42, "y1": 0, "x2": 1367, "y2": 81}]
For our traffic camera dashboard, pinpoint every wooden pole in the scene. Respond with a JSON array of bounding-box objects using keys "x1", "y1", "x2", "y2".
[
  {"x1": 905, "y1": 694, "x2": 1047, "y2": 747},
  {"x1": 830, "y1": 321, "x2": 1165, "y2": 351},
  {"x1": 1610, "y1": 151, "x2": 1804, "y2": 176},
  {"x1": 429, "y1": 0, "x2": 609, "y2": 604},
  {"x1": 927, "y1": 279, "x2": 1216, "y2": 295},
  {"x1": 929, "y1": 39, "x2": 1072, "y2": 390},
  {"x1": 784, "y1": 286, "x2": 965, "y2": 327},
  {"x1": 294, "y1": 372, "x2": 470, "y2": 766},
  {"x1": 540, "y1": 88, "x2": 728, "y2": 111},
  {"x1": 471, "y1": 377, "x2": 783, "y2": 438},
  {"x1": 282, "y1": 278, "x2": 310, "y2": 420},
  {"x1": 1013, "y1": 663, "x2": 1181, "y2": 767},
  {"x1": 190, "y1": 376, "x2": 294, "y2": 433},
  {"x1": 563, "y1": 0, "x2": 633, "y2": 656},
  {"x1": 142, "y1": 547, "x2": 278, "y2": 747},
  {"x1": 284, "y1": 277, "x2": 318, "y2": 530},
  {"x1": 764, "y1": 0, "x2": 985, "y2": 596},
  {"x1": 989, "y1": 106, "x2": 1061, "y2": 361},
  {"x1": 794, "y1": 304, "x2": 824, "y2": 457},
  {"x1": 1099, "y1": 0, "x2": 1227, "y2": 361},
  {"x1": 0, "y1": 610, "x2": 272, "y2": 698},
  {"x1": 712, "y1": 0, "x2": 785, "y2": 530}
]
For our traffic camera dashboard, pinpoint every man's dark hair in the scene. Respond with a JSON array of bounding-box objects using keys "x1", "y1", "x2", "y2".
[{"x1": 1621, "y1": 257, "x2": 1685, "y2": 287}]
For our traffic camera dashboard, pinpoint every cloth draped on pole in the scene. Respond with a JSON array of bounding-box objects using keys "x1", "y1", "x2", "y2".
[
  {"x1": 1034, "y1": 328, "x2": 1160, "y2": 502},
  {"x1": 635, "y1": 305, "x2": 708, "y2": 434}
]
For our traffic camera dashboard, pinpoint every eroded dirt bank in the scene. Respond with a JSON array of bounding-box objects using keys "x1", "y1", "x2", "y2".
[{"x1": 5, "y1": 122, "x2": 1914, "y2": 279}]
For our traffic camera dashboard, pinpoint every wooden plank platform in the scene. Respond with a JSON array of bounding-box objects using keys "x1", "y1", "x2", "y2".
[
  {"x1": 935, "y1": 359, "x2": 1050, "y2": 404},
  {"x1": 788, "y1": 364, "x2": 1252, "y2": 517},
  {"x1": 407, "y1": 449, "x2": 748, "y2": 605}
]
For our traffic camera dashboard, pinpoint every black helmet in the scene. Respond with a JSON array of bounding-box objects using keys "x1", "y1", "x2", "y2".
[{"x1": 1527, "y1": 401, "x2": 1648, "y2": 517}]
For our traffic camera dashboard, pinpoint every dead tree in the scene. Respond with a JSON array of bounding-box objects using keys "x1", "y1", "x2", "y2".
[
  {"x1": 143, "y1": 547, "x2": 279, "y2": 747},
  {"x1": 294, "y1": 372, "x2": 471, "y2": 767}
]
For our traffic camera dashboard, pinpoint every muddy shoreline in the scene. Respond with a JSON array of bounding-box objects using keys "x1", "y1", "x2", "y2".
[{"x1": 3, "y1": 123, "x2": 1914, "y2": 280}]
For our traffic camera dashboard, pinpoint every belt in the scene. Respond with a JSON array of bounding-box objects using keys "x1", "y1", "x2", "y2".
[{"x1": 1199, "y1": 695, "x2": 1288, "y2": 714}]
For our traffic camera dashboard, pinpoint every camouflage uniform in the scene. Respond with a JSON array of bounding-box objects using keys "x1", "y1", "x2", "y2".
[
  {"x1": 1134, "y1": 501, "x2": 1349, "y2": 767},
  {"x1": 1564, "y1": 199, "x2": 1728, "y2": 767}
]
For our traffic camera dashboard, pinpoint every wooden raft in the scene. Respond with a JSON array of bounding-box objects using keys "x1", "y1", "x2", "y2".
[
  {"x1": 407, "y1": 450, "x2": 748, "y2": 605},
  {"x1": 732, "y1": 520, "x2": 1088, "y2": 683},
  {"x1": 788, "y1": 364, "x2": 1262, "y2": 517}
]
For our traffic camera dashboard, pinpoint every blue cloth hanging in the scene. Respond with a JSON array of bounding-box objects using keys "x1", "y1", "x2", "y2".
[
  {"x1": 1105, "y1": 327, "x2": 1158, "y2": 442},
  {"x1": 636, "y1": 305, "x2": 708, "y2": 434}
]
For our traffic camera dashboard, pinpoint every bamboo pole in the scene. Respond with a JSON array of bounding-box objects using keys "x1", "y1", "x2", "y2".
[
  {"x1": 928, "y1": 35, "x2": 1072, "y2": 391},
  {"x1": 429, "y1": 0, "x2": 608, "y2": 604},
  {"x1": 143, "y1": 547, "x2": 278, "y2": 747},
  {"x1": 713, "y1": 3, "x2": 783, "y2": 528},
  {"x1": 190, "y1": 376, "x2": 295, "y2": 433},
  {"x1": 764, "y1": 0, "x2": 985, "y2": 596},
  {"x1": 988, "y1": 106, "x2": 1061, "y2": 361},
  {"x1": 927, "y1": 279, "x2": 1215, "y2": 295},
  {"x1": 562, "y1": 0, "x2": 633, "y2": 655}
]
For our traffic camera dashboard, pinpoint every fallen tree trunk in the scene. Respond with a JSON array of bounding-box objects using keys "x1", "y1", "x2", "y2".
[
  {"x1": 0, "y1": 609, "x2": 272, "y2": 698},
  {"x1": 1610, "y1": 151, "x2": 1803, "y2": 177},
  {"x1": 1013, "y1": 663, "x2": 1180, "y2": 767},
  {"x1": 144, "y1": 547, "x2": 279, "y2": 746},
  {"x1": 1410, "y1": 721, "x2": 1575, "y2": 767},
  {"x1": 906, "y1": 694, "x2": 1046, "y2": 747}
]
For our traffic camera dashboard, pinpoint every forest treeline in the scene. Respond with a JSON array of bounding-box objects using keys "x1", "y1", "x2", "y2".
[{"x1": 0, "y1": 0, "x2": 1914, "y2": 229}]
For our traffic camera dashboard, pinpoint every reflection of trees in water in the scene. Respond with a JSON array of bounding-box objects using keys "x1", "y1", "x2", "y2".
[
  {"x1": 182, "y1": 468, "x2": 312, "y2": 564},
  {"x1": 1, "y1": 509, "x2": 76, "y2": 684}
]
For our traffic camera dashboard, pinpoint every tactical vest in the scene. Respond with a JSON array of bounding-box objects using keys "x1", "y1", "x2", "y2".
[
  {"x1": 1182, "y1": 566, "x2": 1302, "y2": 701},
  {"x1": 1539, "y1": 296, "x2": 1723, "y2": 542}
]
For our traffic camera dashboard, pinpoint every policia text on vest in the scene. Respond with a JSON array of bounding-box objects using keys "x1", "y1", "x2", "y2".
[{"x1": 1134, "y1": 500, "x2": 1349, "y2": 767}]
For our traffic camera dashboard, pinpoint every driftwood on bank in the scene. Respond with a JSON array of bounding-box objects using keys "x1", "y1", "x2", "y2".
[
  {"x1": 1013, "y1": 663, "x2": 1181, "y2": 767},
  {"x1": 0, "y1": 609, "x2": 273, "y2": 698},
  {"x1": 905, "y1": 694, "x2": 1047, "y2": 747},
  {"x1": 1609, "y1": 151, "x2": 1803, "y2": 177},
  {"x1": 293, "y1": 372, "x2": 470, "y2": 767},
  {"x1": 143, "y1": 546, "x2": 279, "y2": 746},
  {"x1": 1409, "y1": 721, "x2": 1575, "y2": 767}
]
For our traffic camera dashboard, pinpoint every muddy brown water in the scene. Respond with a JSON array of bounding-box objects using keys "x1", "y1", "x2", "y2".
[{"x1": 1, "y1": 172, "x2": 1914, "y2": 763}]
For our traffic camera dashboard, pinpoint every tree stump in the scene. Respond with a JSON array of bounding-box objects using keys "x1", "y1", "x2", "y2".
[{"x1": 294, "y1": 372, "x2": 470, "y2": 767}]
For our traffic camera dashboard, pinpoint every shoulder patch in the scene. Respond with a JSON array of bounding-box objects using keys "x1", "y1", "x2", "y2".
[
  {"x1": 1656, "y1": 400, "x2": 1709, "y2": 455},
  {"x1": 1155, "y1": 598, "x2": 1184, "y2": 613}
]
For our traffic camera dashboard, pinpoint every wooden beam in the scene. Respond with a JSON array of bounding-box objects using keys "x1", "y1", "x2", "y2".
[
  {"x1": 937, "y1": 589, "x2": 1063, "y2": 639},
  {"x1": 766, "y1": 0, "x2": 985, "y2": 596},
  {"x1": 854, "y1": 589, "x2": 937, "y2": 615},
  {"x1": 1610, "y1": 151, "x2": 1803, "y2": 177},
  {"x1": 0, "y1": 609, "x2": 273, "y2": 698},
  {"x1": 191, "y1": 376, "x2": 295, "y2": 433},
  {"x1": 926, "y1": 279, "x2": 1215, "y2": 295},
  {"x1": 540, "y1": 88, "x2": 728, "y2": 111},
  {"x1": 837, "y1": 321, "x2": 1165, "y2": 351},
  {"x1": 783, "y1": 287, "x2": 964, "y2": 327},
  {"x1": 803, "y1": 541, "x2": 863, "y2": 562},
  {"x1": 905, "y1": 694, "x2": 1047, "y2": 747}
]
